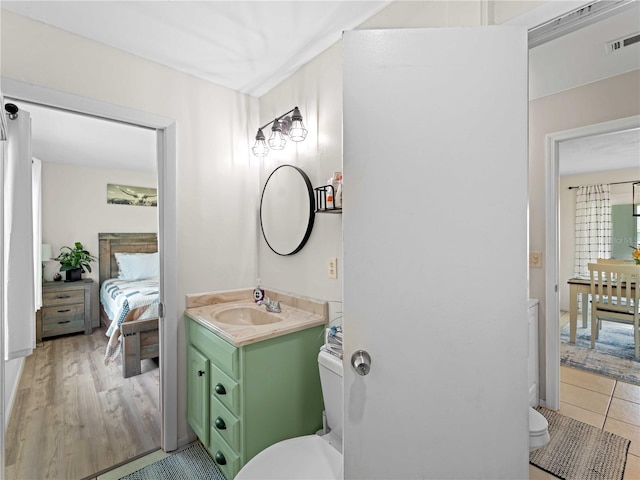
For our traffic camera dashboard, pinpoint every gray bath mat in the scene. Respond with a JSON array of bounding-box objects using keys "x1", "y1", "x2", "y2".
[
  {"x1": 530, "y1": 407, "x2": 630, "y2": 480},
  {"x1": 120, "y1": 442, "x2": 225, "y2": 480}
]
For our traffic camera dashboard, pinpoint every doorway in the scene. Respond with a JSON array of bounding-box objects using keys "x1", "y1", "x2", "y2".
[
  {"x1": 544, "y1": 115, "x2": 640, "y2": 409},
  {"x1": 506, "y1": 0, "x2": 640, "y2": 410},
  {"x1": 1, "y1": 78, "x2": 178, "y2": 475}
]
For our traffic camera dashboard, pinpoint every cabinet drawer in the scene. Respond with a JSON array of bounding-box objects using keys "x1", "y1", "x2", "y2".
[
  {"x1": 188, "y1": 319, "x2": 239, "y2": 378},
  {"x1": 208, "y1": 428, "x2": 241, "y2": 480},
  {"x1": 210, "y1": 362, "x2": 240, "y2": 416},
  {"x1": 43, "y1": 289, "x2": 84, "y2": 307},
  {"x1": 42, "y1": 304, "x2": 84, "y2": 336},
  {"x1": 211, "y1": 396, "x2": 241, "y2": 452}
]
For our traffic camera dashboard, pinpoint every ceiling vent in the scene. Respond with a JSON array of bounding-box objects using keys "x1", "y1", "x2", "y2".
[{"x1": 606, "y1": 32, "x2": 640, "y2": 53}]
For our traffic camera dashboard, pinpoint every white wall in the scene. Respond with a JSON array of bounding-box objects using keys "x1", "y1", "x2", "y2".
[
  {"x1": 256, "y1": 0, "x2": 541, "y2": 329},
  {"x1": 529, "y1": 69, "x2": 640, "y2": 401},
  {"x1": 1, "y1": 10, "x2": 259, "y2": 445},
  {"x1": 41, "y1": 162, "x2": 158, "y2": 326},
  {"x1": 558, "y1": 168, "x2": 638, "y2": 311}
]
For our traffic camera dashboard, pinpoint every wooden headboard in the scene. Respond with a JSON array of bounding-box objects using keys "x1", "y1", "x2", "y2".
[{"x1": 98, "y1": 232, "x2": 158, "y2": 286}]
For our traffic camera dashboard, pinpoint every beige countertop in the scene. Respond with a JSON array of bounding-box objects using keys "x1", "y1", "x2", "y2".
[{"x1": 184, "y1": 289, "x2": 328, "y2": 347}]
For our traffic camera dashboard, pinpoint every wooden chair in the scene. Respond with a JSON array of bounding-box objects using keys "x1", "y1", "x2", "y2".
[
  {"x1": 588, "y1": 263, "x2": 640, "y2": 359},
  {"x1": 596, "y1": 258, "x2": 635, "y2": 265}
]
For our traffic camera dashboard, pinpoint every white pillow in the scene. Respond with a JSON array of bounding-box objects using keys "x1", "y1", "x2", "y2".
[{"x1": 115, "y1": 252, "x2": 159, "y2": 281}]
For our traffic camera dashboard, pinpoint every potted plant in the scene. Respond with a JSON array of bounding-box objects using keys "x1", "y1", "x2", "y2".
[{"x1": 54, "y1": 242, "x2": 97, "y2": 282}]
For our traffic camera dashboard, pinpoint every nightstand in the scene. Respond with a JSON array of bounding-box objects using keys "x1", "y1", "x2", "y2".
[{"x1": 37, "y1": 279, "x2": 93, "y2": 342}]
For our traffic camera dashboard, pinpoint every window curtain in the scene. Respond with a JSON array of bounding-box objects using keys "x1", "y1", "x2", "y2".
[
  {"x1": 3, "y1": 107, "x2": 35, "y2": 360},
  {"x1": 574, "y1": 184, "x2": 611, "y2": 278},
  {"x1": 32, "y1": 158, "x2": 42, "y2": 311}
]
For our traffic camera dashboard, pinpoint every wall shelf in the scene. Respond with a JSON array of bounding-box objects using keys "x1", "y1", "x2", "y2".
[{"x1": 314, "y1": 185, "x2": 342, "y2": 214}]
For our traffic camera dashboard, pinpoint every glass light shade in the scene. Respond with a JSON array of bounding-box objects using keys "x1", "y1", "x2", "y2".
[
  {"x1": 288, "y1": 119, "x2": 308, "y2": 142},
  {"x1": 289, "y1": 107, "x2": 307, "y2": 141},
  {"x1": 268, "y1": 120, "x2": 287, "y2": 150},
  {"x1": 252, "y1": 128, "x2": 269, "y2": 157}
]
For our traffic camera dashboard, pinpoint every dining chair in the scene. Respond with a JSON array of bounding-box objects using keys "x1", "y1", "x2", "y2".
[
  {"x1": 596, "y1": 258, "x2": 635, "y2": 265},
  {"x1": 588, "y1": 263, "x2": 640, "y2": 359}
]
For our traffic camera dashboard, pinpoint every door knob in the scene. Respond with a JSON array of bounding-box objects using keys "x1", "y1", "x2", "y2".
[{"x1": 351, "y1": 350, "x2": 371, "y2": 376}]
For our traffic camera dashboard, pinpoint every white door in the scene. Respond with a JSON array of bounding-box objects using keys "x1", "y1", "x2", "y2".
[{"x1": 343, "y1": 27, "x2": 529, "y2": 479}]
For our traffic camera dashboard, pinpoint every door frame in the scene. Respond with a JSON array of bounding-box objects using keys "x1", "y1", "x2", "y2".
[
  {"x1": 544, "y1": 114, "x2": 640, "y2": 409},
  {"x1": 0, "y1": 77, "x2": 179, "y2": 453}
]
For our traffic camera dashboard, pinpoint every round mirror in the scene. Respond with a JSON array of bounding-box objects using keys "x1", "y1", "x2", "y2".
[{"x1": 260, "y1": 165, "x2": 315, "y2": 256}]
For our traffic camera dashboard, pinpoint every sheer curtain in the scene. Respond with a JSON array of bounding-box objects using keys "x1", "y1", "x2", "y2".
[
  {"x1": 32, "y1": 158, "x2": 42, "y2": 311},
  {"x1": 3, "y1": 107, "x2": 35, "y2": 360},
  {"x1": 574, "y1": 184, "x2": 612, "y2": 278}
]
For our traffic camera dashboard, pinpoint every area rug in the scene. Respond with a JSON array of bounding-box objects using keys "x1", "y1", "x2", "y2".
[
  {"x1": 120, "y1": 443, "x2": 225, "y2": 480},
  {"x1": 530, "y1": 407, "x2": 630, "y2": 480},
  {"x1": 560, "y1": 321, "x2": 640, "y2": 385}
]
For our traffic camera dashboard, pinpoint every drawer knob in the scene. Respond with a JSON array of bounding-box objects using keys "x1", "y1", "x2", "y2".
[
  {"x1": 214, "y1": 383, "x2": 226, "y2": 395},
  {"x1": 214, "y1": 416, "x2": 226, "y2": 430},
  {"x1": 55, "y1": 295, "x2": 71, "y2": 299},
  {"x1": 197, "y1": 370, "x2": 205, "y2": 377},
  {"x1": 57, "y1": 309, "x2": 71, "y2": 313},
  {"x1": 57, "y1": 320, "x2": 71, "y2": 324},
  {"x1": 215, "y1": 451, "x2": 226, "y2": 465}
]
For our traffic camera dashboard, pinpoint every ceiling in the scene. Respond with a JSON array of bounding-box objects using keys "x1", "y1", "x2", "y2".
[
  {"x1": 2, "y1": 1, "x2": 639, "y2": 174},
  {"x1": 558, "y1": 128, "x2": 640, "y2": 176},
  {"x1": 2, "y1": 0, "x2": 388, "y2": 173}
]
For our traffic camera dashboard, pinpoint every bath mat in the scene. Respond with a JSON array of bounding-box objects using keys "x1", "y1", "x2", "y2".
[
  {"x1": 119, "y1": 442, "x2": 224, "y2": 480},
  {"x1": 530, "y1": 407, "x2": 630, "y2": 480},
  {"x1": 560, "y1": 321, "x2": 640, "y2": 386}
]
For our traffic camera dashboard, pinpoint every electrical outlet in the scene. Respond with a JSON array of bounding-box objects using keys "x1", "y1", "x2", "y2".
[
  {"x1": 529, "y1": 251, "x2": 543, "y2": 268},
  {"x1": 328, "y1": 258, "x2": 337, "y2": 279}
]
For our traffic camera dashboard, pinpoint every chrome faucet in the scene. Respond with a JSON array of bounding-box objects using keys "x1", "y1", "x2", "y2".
[{"x1": 257, "y1": 297, "x2": 281, "y2": 313}]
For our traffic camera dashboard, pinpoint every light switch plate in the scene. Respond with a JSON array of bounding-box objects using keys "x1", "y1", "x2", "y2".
[
  {"x1": 328, "y1": 258, "x2": 337, "y2": 279},
  {"x1": 529, "y1": 251, "x2": 543, "y2": 268}
]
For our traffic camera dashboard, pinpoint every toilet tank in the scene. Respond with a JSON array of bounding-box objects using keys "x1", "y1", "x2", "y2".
[{"x1": 318, "y1": 350, "x2": 343, "y2": 442}]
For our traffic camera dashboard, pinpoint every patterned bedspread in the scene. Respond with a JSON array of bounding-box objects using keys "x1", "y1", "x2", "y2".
[{"x1": 100, "y1": 278, "x2": 160, "y2": 363}]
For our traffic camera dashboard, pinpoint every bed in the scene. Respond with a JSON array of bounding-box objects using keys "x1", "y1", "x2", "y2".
[{"x1": 99, "y1": 232, "x2": 160, "y2": 378}]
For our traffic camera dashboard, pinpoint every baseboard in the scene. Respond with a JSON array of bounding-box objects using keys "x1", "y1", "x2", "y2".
[
  {"x1": 178, "y1": 432, "x2": 196, "y2": 450},
  {"x1": 4, "y1": 356, "x2": 25, "y2": 433}
]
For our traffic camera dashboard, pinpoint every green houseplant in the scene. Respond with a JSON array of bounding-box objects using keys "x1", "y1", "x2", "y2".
[{"x1": 54, "y1": 242, "x2": 97, "y2": 282}]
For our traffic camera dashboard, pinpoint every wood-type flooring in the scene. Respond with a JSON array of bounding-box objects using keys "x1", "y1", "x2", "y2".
[{"x1": 5, "y1": 326, "x2": 160, "y2": 480}]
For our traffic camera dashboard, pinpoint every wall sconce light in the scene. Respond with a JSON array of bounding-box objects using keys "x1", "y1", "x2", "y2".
[
  {"x1": 252, "y1": 106, "x2": 308, "y2": 157},
  {"x1": 633, "y1": 182, "x2": 640, "y2": 217}
]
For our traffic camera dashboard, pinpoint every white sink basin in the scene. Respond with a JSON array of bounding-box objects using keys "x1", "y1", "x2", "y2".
[{"x1": 212, "y1": 305, "x2": 282, "y2": 326}]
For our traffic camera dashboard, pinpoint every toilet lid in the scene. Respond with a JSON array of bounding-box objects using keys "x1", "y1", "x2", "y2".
[
  {"x1": 235, "y1": 435, "x2": 342, "y2": 480},
  {"x1": 529, "y1": 408, "x2": 549, "y2": 435}
]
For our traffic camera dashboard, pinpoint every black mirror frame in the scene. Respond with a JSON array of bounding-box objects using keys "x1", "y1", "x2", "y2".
[{"x1": 259, "y1": 164, "x2": 316, "y2": 256}]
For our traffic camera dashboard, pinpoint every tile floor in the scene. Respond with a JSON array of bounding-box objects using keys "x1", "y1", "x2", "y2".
[{"x1": 530, "y1": 365, "x2": 640, "y2": 480}]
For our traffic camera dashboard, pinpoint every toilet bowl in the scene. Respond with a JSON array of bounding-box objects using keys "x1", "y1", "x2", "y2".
[
  {"x1": 529, "y1": 407, "x2": 550, "y2": 451},
  {"x1": 235, "y1": 349, "x2": 343, "y2": 480}
]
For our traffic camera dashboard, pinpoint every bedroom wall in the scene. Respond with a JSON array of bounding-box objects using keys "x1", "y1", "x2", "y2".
[
  {"x1": 558, "y1": 168, "x2": 638, "y2": 311},
  {"x1": 41, "y1": 162, "x2": 158, "y2": 326},
  {"x1": 529, "y1": 69, "x2": 640, "y2": 401},
  {"x1": 1, "y1": 10, "x2": 259, "y2": 446}
]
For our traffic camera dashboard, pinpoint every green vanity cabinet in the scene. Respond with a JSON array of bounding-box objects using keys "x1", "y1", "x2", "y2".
[
  {"x1": 185, "y1": 315, "x2": 325, "y2": 479},
  {"x1": 187, "y1": 345, "x2": 210, "y2": 444}
]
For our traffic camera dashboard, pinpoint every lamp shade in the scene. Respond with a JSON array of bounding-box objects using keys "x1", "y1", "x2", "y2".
[
  {"x1": 288, "y1": 107, "x2": 308, "y2": 142},
  {"x1": 252, "y1": 129, "x2": 269, "y2": 157},
  {"x1": 268, "y1": 120, "x2": 287, "y2": 150},
  {"x1": 41, "y1": 244, "x2": 52, "y2": 261}
]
